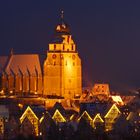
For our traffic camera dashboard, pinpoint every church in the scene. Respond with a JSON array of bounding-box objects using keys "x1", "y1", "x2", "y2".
[{"x1": 0, "y1": 12, "x2": 82, "y2": 99}]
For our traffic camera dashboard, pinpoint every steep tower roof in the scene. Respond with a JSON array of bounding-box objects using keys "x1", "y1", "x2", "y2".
[
  {"x1": 55, "y1": 11, "x2": 70, "y2": 34},
  {"x1": 52, "y1": 11, "x2": 71, "y2": 43}
]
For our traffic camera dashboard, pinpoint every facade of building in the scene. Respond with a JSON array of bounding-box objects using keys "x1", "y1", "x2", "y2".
[
  {"x1": 0, "y1": 13, "x2": 82, "y2": 99},
  {"x1": 92, "y1": 83, "x2": 110, "y2": 96},
  {"x1": 44, "y1": 15, "x2": 82, "y2": 98},
  {"x1": 43, "y1": 13, "x2": 82, "y2": 99}
]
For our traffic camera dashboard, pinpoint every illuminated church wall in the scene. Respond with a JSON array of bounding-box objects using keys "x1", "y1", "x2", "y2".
[
  {"x1": 15, "y1": 74, "x2": 22, "y2": 92},
  {"x1": 0, "y1": 13, "x2": 82, "y2": 99},
  {"x1": 43, "y1": 24, "x2": 82, "y2": 99}
]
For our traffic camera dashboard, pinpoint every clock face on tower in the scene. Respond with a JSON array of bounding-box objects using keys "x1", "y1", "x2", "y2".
[{"x1": 52, "y1": 54, "x2": 56, "y2": 59}]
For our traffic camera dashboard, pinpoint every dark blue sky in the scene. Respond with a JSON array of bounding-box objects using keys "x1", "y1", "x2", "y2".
[{"x1": 0, "y1": 1, "x2": 140, "y2": 91}]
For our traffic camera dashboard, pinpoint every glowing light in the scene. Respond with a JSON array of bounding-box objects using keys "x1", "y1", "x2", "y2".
[
  {"x1": 93, "y1": 113, "x2": 104, "y2": 123},
  {"x1": 111, "y1": 95, "x2": 124, "y2": 105},
  {"x1": 18, "y1": 103, "x2": 23, "y2": 109},
  {"x1": 58, "y1": 99, "x2": 61, "y2": 103},
  {"x1": 104, "y1": 104, "x2": 121, "y2": 131},
  {"x1": 78, "y1": 111, "x2": 92, "y2": 122},
  {"x1": 40, "y1": 132, "x2": 42, "y2": 136},
  {"x1": 0, "y1": 90, "x2": 4, "y2": 94},
  {"x1": 0, "y1": 118, "x2": 4, "y2": 134},
  {"x1": 20, "y1": 106, "x2": 39, "y2": 136},
  {"x1": 39, "y1": 115, "x2": 44, "y2": 123},
  {"x1": 70, "y1": 114, "x2": 74, "y2": 121},
  {"x1": 9, "y1": 90, "x2": 13, "y2": 94},
  {"x1": 20, "y1": 106, "x2": 38, "y2": 123},
  {"x1": 105, "y1": 104, "x2": 121, "y2": 119},
  {"x1": 52, "y1": 109, "x2": 66, "y2": 123},
  {"x1": 56, "y1": 25, "x2": 61, "y2": 31}
]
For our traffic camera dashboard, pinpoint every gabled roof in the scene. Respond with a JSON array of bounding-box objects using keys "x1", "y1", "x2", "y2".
[
  {"x1": 52, "y1": 109, "x2": 66, "y2": 122},
  {"x1": 49, "y1": 102, "x2": 65, "y2": 116},
  {"x1": 78, "y1": 111, "x2": 92, "y2": 122},
  {"x1": 126, "y1": 111, "x2": 140, "y2": 121},
  {"x1": 93, "y1": 113, "x2": 104, "y2": 123},
  {"x1": 21, "y1": 105, "x2": 46, "y2": 121},
  {"x1": 80, "y1": 102, "x2": 113, "y2": 117},
  {"x1": 0, "y1": 56, "x2": 9, "y2": 73},
  {"x1": 104, "y1": 104, "x2": 121, "y2": 118},
  {"x1": 5, "y1": 54, "x2": 42, "y2": 75}
]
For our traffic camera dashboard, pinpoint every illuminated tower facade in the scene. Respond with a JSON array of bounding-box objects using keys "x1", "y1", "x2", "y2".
[{"x1": 43, "y1": 12, "x2": 82, "y2": 99}]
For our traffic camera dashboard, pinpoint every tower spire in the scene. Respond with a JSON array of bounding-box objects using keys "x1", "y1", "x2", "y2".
[{"x1": 61, "y1": 10, "x2": 64, "y2": 20}]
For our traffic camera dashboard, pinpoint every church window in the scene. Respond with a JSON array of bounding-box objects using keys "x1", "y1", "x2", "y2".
[{"x1": 54, "y1": 62, "x2": 56, "y2": 66}]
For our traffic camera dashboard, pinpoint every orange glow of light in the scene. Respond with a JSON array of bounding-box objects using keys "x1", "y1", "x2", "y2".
[
  {"x1": 18, "y1": 103, "x2": 23, "y2": 109},
  {"x1": 0, "y1": 90, "x2": 4, "y2": 94},
  {"x1": 56, "y1": 25, "x2": 61, "y2": 31},
  {"x1": 9, "y1": 90, "x2": 13, "y2": 94},
  {"x1": 111, "y1": 95, "x2": 124, "y2": 105}
]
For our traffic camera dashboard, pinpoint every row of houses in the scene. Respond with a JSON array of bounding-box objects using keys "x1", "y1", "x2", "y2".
[{"x1": 0, "y1": 101, "x2": 139, "y2": 139}]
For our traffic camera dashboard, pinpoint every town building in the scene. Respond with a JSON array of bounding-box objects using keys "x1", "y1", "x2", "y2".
[{"x1": 0, "y1": 11, "x2": 82, "y2": 100}]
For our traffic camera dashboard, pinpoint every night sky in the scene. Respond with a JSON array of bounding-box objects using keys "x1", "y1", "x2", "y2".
[{"x1": 0, "y1": 1, "x2": 140, "y2": 92}]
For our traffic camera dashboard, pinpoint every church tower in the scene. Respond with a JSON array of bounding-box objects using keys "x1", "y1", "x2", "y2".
[{"x1": 43, "y1": 11, "x2": 82, "y2": 99}]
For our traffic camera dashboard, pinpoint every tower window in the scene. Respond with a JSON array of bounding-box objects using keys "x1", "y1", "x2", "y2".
[
  {"x1": 72, "y1": 45, "x2": 74, "y2": 50},
  {"x1": 63, "y1": 45, "x2": 65, "y2": 50},
  {"x1": 54, "y1": 61, "x2": 56, "y2": 66},
  {"x1": 54, "y1": 45, "x2": 56, "y2": 50}
]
